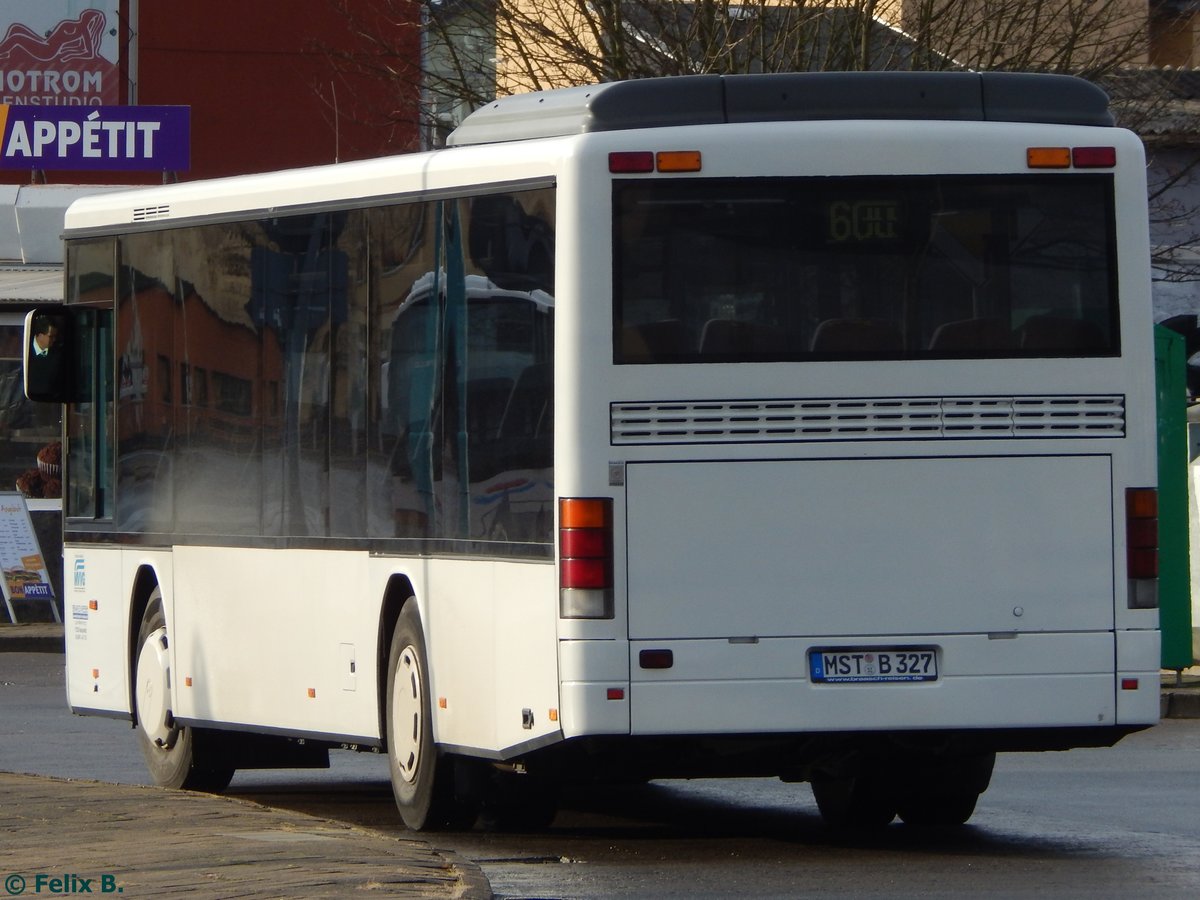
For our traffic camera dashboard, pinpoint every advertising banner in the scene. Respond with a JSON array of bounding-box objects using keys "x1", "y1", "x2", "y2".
[
  {"x1": 0, "y1": 104, "x2": 190, "y2": 170},
  {"x1": 0, "y1": 2, "x2": 121, "y2": 106}
]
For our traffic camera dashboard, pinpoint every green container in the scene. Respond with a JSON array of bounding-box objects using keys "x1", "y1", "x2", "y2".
[{"x1": 1154, "y1": 325, "x2": 1193, "y2": 669}]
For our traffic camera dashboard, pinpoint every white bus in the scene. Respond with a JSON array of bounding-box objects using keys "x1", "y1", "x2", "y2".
[{"x1": 35, "y1": 71, "x2": 1160, "y2": 830}]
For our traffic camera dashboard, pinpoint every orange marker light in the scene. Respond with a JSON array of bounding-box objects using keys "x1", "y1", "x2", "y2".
[
  {"x1": 656, "y1": 151, "x2": 702, "y2": 173},
  {"x1": 307, "y1": 688, "x2": 316, "y2": 698},
  {"x1": 1027, "y1": 147, "x2": 1071, "y2": 169}
]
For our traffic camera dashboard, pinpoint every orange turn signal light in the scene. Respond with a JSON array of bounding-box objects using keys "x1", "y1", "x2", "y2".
[
  {"x1": 1127, "y1": 487, "x2": 1158, "y2": 519},
  {"x1": 1027, "y1": 147, "x2": 1071, "y2": 169},
  {"x1": 656, "y1": 151, "x2": 702, "y2": 172},
  {"x1": 560, "y1": 498, "x2": 610, "y2": 529}
]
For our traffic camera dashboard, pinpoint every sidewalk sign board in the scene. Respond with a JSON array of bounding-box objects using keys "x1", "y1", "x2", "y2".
[{"x1": 0, "y1": 491, "x2": 59, "y2": 623}]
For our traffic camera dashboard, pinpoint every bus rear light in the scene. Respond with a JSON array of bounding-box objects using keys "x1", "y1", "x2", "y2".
[
  {"x1": 560, "y1": 589, "x2": 613, "y2": 618},
  {"x1": 656, "y1": 150, "x2": 702, "y2": 172},
  {"x1": 1121, "y1": 678, "x2": 1139, "y2": 691},
  {"x1": 560, "y1": 497, "x2": 610, "y2": 529},
  {"x1": 1126, "y1": 487, "x2": 1159, "y2": 608},
  {"x1": 1027, "y1": 146, "x2": 1116, "y2": 170},
  {"x1": 1027, "y1": 147, "x2": 1071, "y2": 168},
  {"x1": 639, "y1": 649, "x2": 674, "y2": 669},
  {"x1": 1128, "y1": 548, "x2": 1158, "y2": 580},
  {"x1": 560, "y1": 498, "x2": 614, "y2": 618},
  {"x1": 608, "y1": 151, "x2": 702, "y2": 173},
  {"x1": 1127, "y1": 487, "x2": 1157, "y2": 519},
  {"x1": 1072, "y1": 146, "x2": 1116, "y2": 168},
  {"x1": 1127, "y1": 517, "x2": 1158, "y2": 549},
  {"x1": 560, "y1": 558, "x2": 609, "y2": 589},
  {"x1": 609, "y1": 151, "x2": 654, "y2": 173},
  {"x1": 559, "y1": 528, "x2": 607, "y2": 558}
]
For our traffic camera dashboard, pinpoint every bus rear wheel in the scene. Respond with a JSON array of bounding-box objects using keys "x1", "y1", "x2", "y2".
[
  {"x1": 386, "y1": 603, "x2": 479, "y2": 831},
  {"x1": 133, "y1": 592, "x2": 234, "y2": 792},
  {"x1": 811, "y1": 771, "x2": 896, "y2": 829},
  {"x1": 895, "y1": 752, "x2": 995, "y2": 827}
]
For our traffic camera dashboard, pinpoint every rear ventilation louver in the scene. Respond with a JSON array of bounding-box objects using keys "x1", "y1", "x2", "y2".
[
  {"x1": 611, "y1": 395, "x2": 1125, "y2": 445},
  {"x1": 132, "y1": 205, "x2": 171, "y2": 222}
]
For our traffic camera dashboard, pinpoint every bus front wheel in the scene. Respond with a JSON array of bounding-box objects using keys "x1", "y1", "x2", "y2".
[
  {"x1": 386, "y1": 602, "x2": 478, "y2": 830},
  {"x1": 133, "y1": 591, "x2": 234, "y2": 792}
]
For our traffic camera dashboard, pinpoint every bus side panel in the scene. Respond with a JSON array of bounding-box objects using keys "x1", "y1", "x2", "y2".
[
  {"x1": 171, "y1": 546, "x2": 383, "y2": 741},
  {"x1": 1116, "y1": 628, "x2": 1161, "y2": 724},
  {"x1": 63, "y1": 545, "x2": 130, "y2": 717},
  {"x1": 424, "y1": 558, "x2": 559, "y2": 755}
]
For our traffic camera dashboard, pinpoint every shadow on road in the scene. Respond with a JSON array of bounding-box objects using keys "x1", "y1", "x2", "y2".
[{"x1": 229, "y1": 773, "x2": 1095, "y2": 863}]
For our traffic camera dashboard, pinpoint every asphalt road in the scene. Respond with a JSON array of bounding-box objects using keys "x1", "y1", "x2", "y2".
[{"x1": 5, "y1": 651, "x2": 1200, "y2": 898}]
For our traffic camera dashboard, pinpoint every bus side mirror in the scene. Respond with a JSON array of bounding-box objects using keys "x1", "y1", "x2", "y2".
[{"x1": 23, "y1": 308, "x2": 71, "y2": 403}]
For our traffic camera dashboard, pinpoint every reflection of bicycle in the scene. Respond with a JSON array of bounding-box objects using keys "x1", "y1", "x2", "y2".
[
  {"x1": 482, "y1": 492, "x2": 512, "y2": 541},
  {"x1": 480, "y1": 477, "x2": 526, "y2": 541},
  {"x1": 478, "y1": 476, "x2": 549, "y2": 542}
]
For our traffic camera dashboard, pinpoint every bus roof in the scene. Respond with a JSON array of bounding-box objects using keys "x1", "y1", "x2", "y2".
[{"x1": 447, "y1": 72, "x2": 1113, "y2": 147}]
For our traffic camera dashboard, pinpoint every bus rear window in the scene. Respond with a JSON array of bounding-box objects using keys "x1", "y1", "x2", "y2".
[{"x1": 614, "y1": 175, "x2": 1118, "y2": 364}]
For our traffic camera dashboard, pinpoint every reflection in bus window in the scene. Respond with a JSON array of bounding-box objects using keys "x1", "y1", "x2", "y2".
[
  {"x1": 615, "y1": 175, "x2": 1117, "y2": 363},
  {"x1": 378, "y1": 189, "x2": 555, "y2": 546},
  {"x1": 66, "y1": 240, "x2": 115, "y2": 521},
  {"x1": 0, "y1": 320, "x2": 61, "y2": 493},
  {"x1": 94, "y1": 189, "x2": 553, "y2": 550}
]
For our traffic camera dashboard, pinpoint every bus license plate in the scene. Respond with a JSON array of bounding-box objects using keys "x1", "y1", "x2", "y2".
[{"x1": 809, "y1": 648, "x2": 938, "y2": 684}]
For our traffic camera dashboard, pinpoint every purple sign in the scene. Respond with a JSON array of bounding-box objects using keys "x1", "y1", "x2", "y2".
[{"x1": 0, "y1": 104, "x2": 189, "y2": 171}]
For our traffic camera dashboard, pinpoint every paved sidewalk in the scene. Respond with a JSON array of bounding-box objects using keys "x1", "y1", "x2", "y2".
[
  {"x1": 0, "y1": 622, "x2": 62, "y2": 653},
  {"x1": 1161, "y1": 668, "x2": 1200, "y2": 718},
  {"x1": 0, "y1": 772, "x2": 492, "y2": 899}
]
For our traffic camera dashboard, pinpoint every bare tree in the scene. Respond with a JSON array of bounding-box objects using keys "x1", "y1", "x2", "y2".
[
  {"x1": 322, "y1": 1, "x2": 1154, "y2": 134},
  {"x1": 321, "y1": 0, "x2": 1200, "y2": 283}
]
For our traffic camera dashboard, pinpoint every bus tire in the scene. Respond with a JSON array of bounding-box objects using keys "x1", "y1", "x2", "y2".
[
  {"x1": 480, "y1": 771, "x2": 560, "y2": 832},
  {"x1": 133, "y1": 591, "x2": 235, "y2": 792},
  {"x1": 811, "y1": 771, "x2": 896, "y2": 830},
  {"x1": 386, "y1": 602, "x2": 477, "y2": 830},
  {"x1": 896, "y1": 752, "x2": 995, "y2": 827}
]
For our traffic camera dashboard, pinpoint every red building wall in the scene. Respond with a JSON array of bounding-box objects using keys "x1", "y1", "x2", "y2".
[{"x1": 0, "y1": 0, "x2": 421, "y2": 185}]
